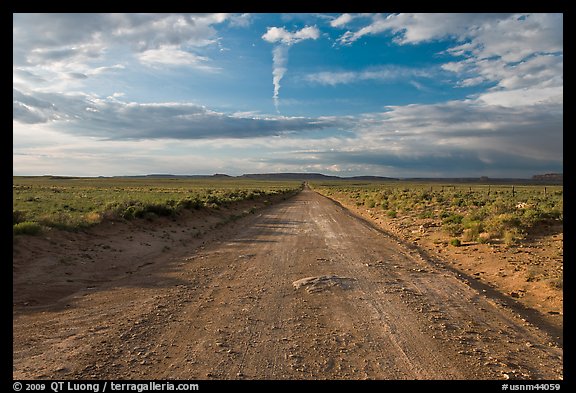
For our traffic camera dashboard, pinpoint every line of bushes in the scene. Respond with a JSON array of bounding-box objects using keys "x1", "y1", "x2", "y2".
[
  {"x1": 314, "y1": 184, "x2": 562, "y2": 247},
  {"x1": 13, "y1": 187, "x2": 301, "y2": 236}
]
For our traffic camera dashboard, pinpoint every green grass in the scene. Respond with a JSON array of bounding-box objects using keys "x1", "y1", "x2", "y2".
[
  {"x1": 13, "y1": 221, "x2": 43, "y2": 235},
  {"x1": 311, "y1": 180, "x2": 562, "y2": 246},
  {"x1": 13, "y1": 176, "x2": 302, "y2": 233}
]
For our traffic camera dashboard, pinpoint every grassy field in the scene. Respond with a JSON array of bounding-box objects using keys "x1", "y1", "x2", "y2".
[
  {"x1": 311, "y1": 181, "x2": 563, "y2": 246},
  {"x1": 13, "y1": 176, "x2": 302, "y2": 233}
]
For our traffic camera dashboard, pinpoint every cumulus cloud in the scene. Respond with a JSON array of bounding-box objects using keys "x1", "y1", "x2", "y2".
[
  {"x1": 330, "y1": 13, "x2": 354, "y2": 28},
  {"x1": 136, "y1": 47, "x2": 218, "y2": 70},
  {"x1": 13, "y1": 13, "x2": 240, "y2": 83},
  {"x1": 12, "y1": 88, "x2": 343, "y2": 140},
  {"x1": 337, "y1": 13, "x2": 510, "y2": 45},
  {"x1": 13, "y1": 84, "x2": 563, "y2": 177},
  {"x1": 14, "y1": 13, "x2": 231, "y2": 58},
  {"x1": 251, "y1": 94, "x2": 562, "y2": 177},
  {"x1": 305, "y1": 65, "x2": 433, "y2": 86},
  {"x1": 262, "y1": 25, "x2": 320, "y2": 112},
  {"x1": 337, "y1": 13, "x2": 563, "y2": 108},
  {"x1": 228, "y1": 13, "x2": 252, "y2": 28},
  {"x1": 337, "y1": 13, "x2": 562, "y2": 60},
  {"x1": 262, "y1": 25, "x2": 320, "y2": 45}
]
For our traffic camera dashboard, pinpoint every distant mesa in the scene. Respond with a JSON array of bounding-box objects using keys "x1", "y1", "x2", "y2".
[
  {"x1": 531, "y1": 173, "x2": 563, "y2": 183},
  {"x1": 240, "y1": 173, "x2": 399, "y2": 181},
  {"x1": 25, "y1": 172, "x2": 562, "y2": 185}
]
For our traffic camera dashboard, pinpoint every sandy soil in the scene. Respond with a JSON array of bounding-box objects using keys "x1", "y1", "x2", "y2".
[{"x1": 13, "y1": 188, "x2": 562, "y2": 380}]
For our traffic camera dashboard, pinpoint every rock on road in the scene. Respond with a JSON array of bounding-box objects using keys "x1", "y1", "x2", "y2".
[{"x1": 12, "y1": 188, "x2": 563, "y2": 380}]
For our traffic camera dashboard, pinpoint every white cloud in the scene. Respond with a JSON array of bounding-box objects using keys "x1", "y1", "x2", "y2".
[
  {"x1": 107, "y1": 13, "x2": 228, "y2": 51},
  {"x1": 477, "y1": 86, "x2": 562, "y2": 107},
  {"x1": 330, "y1": 13, "x2": 353, "y2": 28},
  {"x1": 13, "y1": 88, "x2": 563, "y2": 177},
  {"x1": 305, "y1": 65, "x2": 433, "y2": 86},
  {"x1": 90, "y1": 64, "x2": 126, "y2": 75},
  {"x1": 13, "y1": 14, "x2": 228, "y2": 64},
  {"x1": 338, "y1": 13, "x2": 509, "y2": 45},
  {"x1": 259, "y1": 95, "x2": 562, "y2": 177},
  {"x1": 262, "y1": 25, "x2": 320, "y2": 45},
  {"x1": 13, "y1": 13, "x2": 231, "y2": 91},
  {"x1": 338, "y1": 13, "x2": 562, "y2": 61},
  {"x1": 12, "y1": 89, "x2": 343, "y2": 140},
  {"x1": 136, "y1": 47, "x2": 217, "y2": 70},
  {"x1": 228, "y1": 13, "x2": 252, "y2": 28},
  {"x1": 13, "y1": 122, "x2": 243, "y2": 176},
  {"x1": 262, "y1": 27, "x2": 293, "y2": 44},
  {"x1": 338, "y1": 13, "x2": 563, "y2": 109}
]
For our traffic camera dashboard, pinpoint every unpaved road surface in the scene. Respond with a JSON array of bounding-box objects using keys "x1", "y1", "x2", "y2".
[{"x1": 13, "y1": 188, "x2": 562, "y2": 380}]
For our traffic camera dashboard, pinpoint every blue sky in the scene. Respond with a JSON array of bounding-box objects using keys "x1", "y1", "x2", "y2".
[{"x1": 13, "y1": 13, "x2": 563, "y2": 177}]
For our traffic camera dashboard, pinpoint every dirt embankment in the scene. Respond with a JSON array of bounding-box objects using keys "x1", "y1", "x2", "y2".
[
  {"x1": 13, "y1": 188, "x2": 562, "y2": 380},
  {"x1": 13, "y1": 191, "x2": 298, "y2": 311}
]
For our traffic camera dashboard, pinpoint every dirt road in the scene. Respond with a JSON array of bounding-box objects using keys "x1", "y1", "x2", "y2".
[{"x1": 13, "y1": 188, "x2": 562, "y2": 380}]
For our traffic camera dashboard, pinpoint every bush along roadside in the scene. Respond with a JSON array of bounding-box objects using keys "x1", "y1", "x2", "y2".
[
  {"x1": 311, "y1": 182, "x2": 562, "y2": 248},
  {"x1": 13, "y1": 185, "x2": 303, "y2": 235}
]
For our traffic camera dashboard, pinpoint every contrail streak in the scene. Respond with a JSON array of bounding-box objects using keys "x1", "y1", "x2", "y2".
[{"x1": 272, "y1": 45, "x2": 288, "y2": 113}]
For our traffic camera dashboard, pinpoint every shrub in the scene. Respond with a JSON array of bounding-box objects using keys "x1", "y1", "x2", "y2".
[
  {"x1": 177, "y1": 197, "x2": 203, "y2": 210},
  {"x1": 449, "y1": 238, "x2": 461, "y2": 247},
  {"x1": 477, "y1": 232, "x2": 491, "y2": 244},
  {"x1": 387, "y1": 210, "x2": 397, "y2": 218},
  {"x1": 38, "y1": 212, "x2": 84, "y2": 231},
  {"x1": 462, "y1": 227, "x2": 479, "y2": 242},
  {"x1": 417, "y1": 210, "x2": 435, "y2": 219},
  {"x1": 143, "y1": 212, "x2": 158, "y2": 221},
  {"x1": 13, "y1": 210, "x2": 27, "y2": 225},
  {"x1": 122, "y1": 205, "x2": 144, "y2": 219},
  {"x1": 489, "y1": 199, "x2": 512, "y2": 215},
  {"x1": 485, "y1": 213, "x2": 521, "y2": 238},
  {"x1": 145, "y1": 203, "x2": 175, "y2": 217},
  {"x1": 547, "y1": 277, "x2": 563, "y2": 290},
  {"x1": 461, "y1": 216, "x2": 483, "y2": 242},
  {"x1": 13, "y1": 221, "x2": 42, "y2": 235},
  {"x1": 84, "y1": 212, "x2": 102, "y2": 224},
  {"x1": 451, "y1": 198, "x2": 465, "y2": 207},
  {"x1": 443, "y1": 222, "x2": 463, "y2": 236},
  {"x1": 503, "y1": 228, "x2": 524, "y2": 247},
  {"x1": 442, "y1": 214, "x2": 464, "y2": 225},
  {"x1": 439, "y1": 211, "x2": 451, "y2": 219}
]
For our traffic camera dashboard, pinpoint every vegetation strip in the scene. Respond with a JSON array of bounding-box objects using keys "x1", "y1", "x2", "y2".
[
  {"x1": 311, "y1": 181, "x2": 562, "y2": 247},
  {"x1": 13, "y1": 176, "x2": 303, "y2": 234}
]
